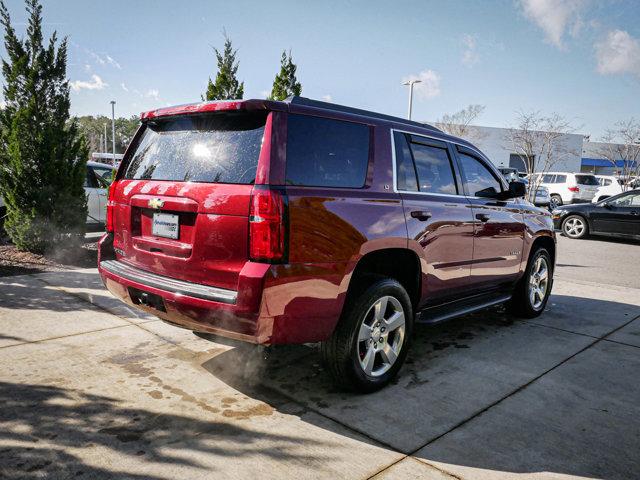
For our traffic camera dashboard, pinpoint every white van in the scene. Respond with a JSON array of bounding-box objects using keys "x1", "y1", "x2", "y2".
[{"x1": 536, "y1": 172, "x2": 599, "y2": 208}]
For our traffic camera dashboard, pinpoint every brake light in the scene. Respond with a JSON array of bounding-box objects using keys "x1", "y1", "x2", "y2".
[
  {"x1": 568, "y1": 186, "x2": 579, "y2": 192},
  {"x1": 249, "y1": 188, "x2": 285, "y2": 262},
  {"x1": 105, "y1": 181, "x2": 118, "y2": 232}
]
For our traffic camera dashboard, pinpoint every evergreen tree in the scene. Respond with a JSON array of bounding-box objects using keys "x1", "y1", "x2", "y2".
[
  {"x1": 0, "y1": 0, "x2": 88, "y2": 252},
  {"x1": 203, "y1": 35, "x2": 244, "y2": 100},
  {"x1": 268, "y1": 50, "x2": 302, "y2": 101}
]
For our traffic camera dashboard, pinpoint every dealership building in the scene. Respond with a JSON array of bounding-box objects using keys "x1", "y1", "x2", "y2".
[{"x1": 431, "y1": 124, "x2": 637, "y2": 176}]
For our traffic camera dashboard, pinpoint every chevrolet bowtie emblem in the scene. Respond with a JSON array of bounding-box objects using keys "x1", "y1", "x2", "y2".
[{"x1": 148, "y1": 198, "x2": 164, "y2": 209}]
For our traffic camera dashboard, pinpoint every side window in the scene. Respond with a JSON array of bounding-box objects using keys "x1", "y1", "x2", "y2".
[
  {"x1": 457, "y1": 152, "x2": 502, "y2": 197},
  {"x1": 410, "y1": 142, "x2": 457, "y2": 195},
  {"x1": 286, "y1": 114, "x2": 370, "y2": 188},
  {"x1": 608, "y1": 193, "x2": 640, "y2": 207},
  {"x1": 603, "y1": 179, "x2": 611, "y2": 186},
  {"x1": 542, "y1": 174, "x2": 555, "y2": 183},
  {"x1": 393, "y1": 132, "x2": 418, "y2": 191},
  {"x1": 555, "y1": 175, "x2": 567, "y2": 183},
  {"x1": 85, "y1": 168, "x2": 98, "y2": 188}
]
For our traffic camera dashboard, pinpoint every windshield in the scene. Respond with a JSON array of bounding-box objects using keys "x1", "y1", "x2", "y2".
[{"x1": 123, "y1": 111, "x2": 267, "y2": 184}]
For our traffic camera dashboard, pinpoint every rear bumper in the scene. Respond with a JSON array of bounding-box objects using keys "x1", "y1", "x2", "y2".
[{"x1": 97, "y1": 234, "x2": 348, "y2": 345}]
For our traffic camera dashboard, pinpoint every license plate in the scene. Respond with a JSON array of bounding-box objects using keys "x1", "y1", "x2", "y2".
[{"x1": 152, "y1": 213, "x2": 179, "y2": 239}]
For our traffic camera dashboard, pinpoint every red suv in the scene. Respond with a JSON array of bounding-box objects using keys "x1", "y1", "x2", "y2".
[{"x1": 99, "y1": 97, "x2": 555, "y2": 392}]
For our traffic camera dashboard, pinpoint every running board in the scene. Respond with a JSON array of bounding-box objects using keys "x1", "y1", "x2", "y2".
[{"x1": 416, "y1": 293, "x2": 512, "y2": 325}]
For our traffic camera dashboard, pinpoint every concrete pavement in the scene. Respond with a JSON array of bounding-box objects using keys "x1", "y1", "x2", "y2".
[{"x1": 1, "y1": 239, "x2": 639, "y2": 479}]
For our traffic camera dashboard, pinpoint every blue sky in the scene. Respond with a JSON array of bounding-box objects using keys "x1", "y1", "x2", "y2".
[{"x1": 2, "y1": 0, "x2": 639, "y2": 138}]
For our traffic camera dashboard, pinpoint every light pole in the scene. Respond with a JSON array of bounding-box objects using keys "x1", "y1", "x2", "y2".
[
  {"x1": 110, "y1": 100, "x2": 116, "y2": 166},
  {"x1": 402, "y1": 79, "x2": 421, "y2": 120}
]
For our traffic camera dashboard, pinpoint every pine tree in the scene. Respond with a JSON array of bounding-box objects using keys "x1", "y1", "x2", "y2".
[
  {"x1": 203, "y1": 35, "x2": 244, "y2": 101},
  {"x1": 268, "y1": 50, "x2": 302, "y2": 101},
  {"x1": 0, "y1": 0, "x2": 88, "y2": 252}
]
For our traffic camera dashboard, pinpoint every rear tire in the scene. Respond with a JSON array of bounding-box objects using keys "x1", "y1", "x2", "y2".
[
  {"x1": 507, "y1": 247, "x2": 553, "y2": 319},
  {"x1": 321, "y1": 278, "x2": 413, "y2": 393},
  {"x1": 550, "y1": 194, "x2": 562, "y2": 209}
]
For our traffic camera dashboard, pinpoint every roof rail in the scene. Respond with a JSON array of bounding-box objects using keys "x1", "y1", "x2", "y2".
[{"x1": 287, "y1": 96, "x2": 441, "y2": 132}]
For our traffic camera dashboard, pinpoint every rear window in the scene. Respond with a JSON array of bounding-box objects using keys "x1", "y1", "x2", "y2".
[
  {"x1": 286, "y1": 114, "x2": 369, "y2": 188},
  {"x1": 575, "y1": 174, "x2": 598, "y2": 186},
  {"x1": 123, "y1": 112, "x2": 267, "y2": 184}
]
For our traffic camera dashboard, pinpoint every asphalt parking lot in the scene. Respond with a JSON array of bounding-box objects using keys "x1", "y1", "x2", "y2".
[{"x1": 1, "y1": 235, "x2": 639, "y2": 479}]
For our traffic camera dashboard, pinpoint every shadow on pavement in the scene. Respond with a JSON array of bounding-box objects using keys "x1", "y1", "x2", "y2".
[
  {"x1": 0, "y1": 381, "x2": 329, "y2": 480},
  {"x1": 200, "y1": 295, "x2": 640, "y2": 478}
]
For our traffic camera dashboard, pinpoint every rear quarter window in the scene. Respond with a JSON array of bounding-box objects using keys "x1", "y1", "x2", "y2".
[
  {"x1": 575, "y1": 174, "x2": 599, "y2": 186},
  {"x1": 123, "y1": 111, "x2": 267, "y2": 184},
  {"x1": 285, "y1": 114, "x2": 370, "y2": 188}
]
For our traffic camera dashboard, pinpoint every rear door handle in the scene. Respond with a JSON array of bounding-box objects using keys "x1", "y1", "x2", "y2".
[
  {"x1": 410, "y1": 210, "x2": 432, "y2": 221},
  {"x1": 476, "y1": 213, "x2": 490, "y2": 222}
]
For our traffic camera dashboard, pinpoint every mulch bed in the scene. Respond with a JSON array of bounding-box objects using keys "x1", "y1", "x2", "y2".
[{"x1": 0, "y1": 233, "x2": 98, "y2": 277}]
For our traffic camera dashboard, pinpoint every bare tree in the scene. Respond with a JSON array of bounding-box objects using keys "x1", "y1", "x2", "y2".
[
  {"x1": 504, "y1": 111, "x2": 576, "y2": 202},
  {"x1": 595, "y1": 119, "x2": 640, "y2": 190},
  {"x1": 435, "y1": 104, "x2": 486, "y2": 141}
]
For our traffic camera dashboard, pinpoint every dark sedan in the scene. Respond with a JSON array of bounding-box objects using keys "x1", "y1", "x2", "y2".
[{"x1": 552, "y1": 189, "x2": 640, "y2": 240}]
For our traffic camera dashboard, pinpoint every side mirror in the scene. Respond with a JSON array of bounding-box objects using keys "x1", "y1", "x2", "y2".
[
  {"x1": 603, "y1": 202, "x2": 613, "y2": 210},
  {"x1": 504, "y1": 180, "x2": 527, "y2": 199}
]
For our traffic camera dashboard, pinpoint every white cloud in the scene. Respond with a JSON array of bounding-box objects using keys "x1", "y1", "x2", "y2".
[
  {"x1": 595, "y1": 29, "x2": 640, "y2": 78},
  {"x1": 321, "y1": 94, "x2": 333, "y2": 102},
  {"x1": 70, "y1": 74, "x2": 108, "y2": 91},
  {"x1": 145, "y1": 89, "x2": 160, "y2": 100},
  {"x1": 120, "y1": 83, "x2": 129, "y2": 92},
  {"x1": 83, "y1": 63, "x2": 91, "y2": 72},
  {"x1": 105, "y1": 55, "x2": 122, "y2": 70},
  {"x1": 520, "y1": 0, "x2": 585, "y2": 49},
  {"x1": 461, "y1": 34, "x2": 479, "y2": 67},
  {"x1": 402, "y1": 69, "x2": 441, "y2": 100}
]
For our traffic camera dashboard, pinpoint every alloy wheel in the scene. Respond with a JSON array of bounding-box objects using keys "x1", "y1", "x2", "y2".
[
  {"x1": 528, "y1": 256, "x2": 549, "y2": 310},
  {"x1": 564, "y1": 217, "x2": 585, "y2": 238},
  {"x1": 357, "y1": 296, "x2": 405, "y2": 377}
]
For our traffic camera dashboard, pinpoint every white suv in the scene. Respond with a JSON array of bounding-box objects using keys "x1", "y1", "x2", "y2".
[
  {"x1": 536, "y1": 172, "x2": 599, "y2": 209},
  {"x1": 593, "y1": 175, "x2": 623, "y2": 203}
]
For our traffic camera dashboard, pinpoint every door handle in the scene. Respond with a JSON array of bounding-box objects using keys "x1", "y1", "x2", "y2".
[
  {"x1": 410, "y1": 210, "x2": 432, "y2": 221},
  {"x1": 476, "y1": 213, "x2": 490, "y2": 222}
]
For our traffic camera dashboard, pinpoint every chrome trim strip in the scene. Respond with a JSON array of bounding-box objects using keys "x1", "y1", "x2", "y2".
[{"x1": 100, "y1": 260, "x2": 237, "y2": 304}]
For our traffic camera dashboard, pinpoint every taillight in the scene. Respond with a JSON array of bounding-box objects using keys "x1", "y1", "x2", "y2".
[
  {"x1": 568, "y1": 186, "x2": 579, "y2": 192},
  {"x1": 249, "y1": 187, "x2": 286, "y2": 262},
  {"x1": 105, "y1": 181, "x2": 118, "y2": 232}
]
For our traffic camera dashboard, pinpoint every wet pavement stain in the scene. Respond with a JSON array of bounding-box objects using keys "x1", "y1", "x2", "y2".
[{"x1": 222, "y1": 403, "x2": 273, "y2": 419}]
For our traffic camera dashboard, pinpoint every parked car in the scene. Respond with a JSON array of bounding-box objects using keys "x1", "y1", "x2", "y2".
[
  {"x1": 98, "y1": 97, "x2": 556, "y2": 392},
  {"x1": 536, "y1": 172, "x2": 599, "y2": 209},
  {"x1": 593, "y1": 175, "x2": 623, "y2": 203},
  {"x1": 86, "y1": 161, "x2": 115, "y2": 227},
  {"x1": 553, "y1": 189, "x2": 640, "y2": 240},
  {"x1": 498, "y1": 168, "x2": 550, "y2": 208},
  {"x1": 0, "y1": 161, "x2": 115, "y2": 229}
]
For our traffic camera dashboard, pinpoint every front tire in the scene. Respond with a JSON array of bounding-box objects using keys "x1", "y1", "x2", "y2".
[
  {"x1": 508, "y1": 247, "x2": 553, "y2": 318},
  {"x1": 321, "y1": 278, "x2": 413, "y2": 393},
  {"x1": 562, "y1": 215, "x2": 588, "y2": 239}
]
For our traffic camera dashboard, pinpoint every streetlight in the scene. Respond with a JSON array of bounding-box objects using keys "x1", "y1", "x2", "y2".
[
  {"x1": 110, "y1": 100, "x2": 116, "y2": 166},
  {"x1": 402, "y1": 79, "x2": 421, "y2": 120}
]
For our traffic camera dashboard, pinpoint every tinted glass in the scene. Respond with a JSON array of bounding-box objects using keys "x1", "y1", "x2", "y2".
[
  {"x1": 555, "y1": 175, "x2": 567, "y2": 183},
  {"x1": 575, "y1": 174, "x2": 598, "y2": 186},
  {"x1": 411, "y1": 143, "x2": 457, "y2": 194},
  {"x1": 286, "y1": 114, "x2": 369, "y2": 188},
  {"x1": 608, "y1": 193, "x2": 640, "y2": 207},
  {"x1": 124, "y1": 112, "x2": 267, "y2": 184},
  {"x1": 458, "y1": 153, "x2": 502, "y2": 196},
  {"x1": 92, "y1": 166, "x2": 114, "y2": 185},
  {"x1": 603, "y1": 179, "x2": 611, "y2": 186},
  {"x1": 541, "y1": 174, "x2": 555, "y2": 183},
  {"x1": 394, "y1": 132, "x2": 418, "y2": 191}
]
